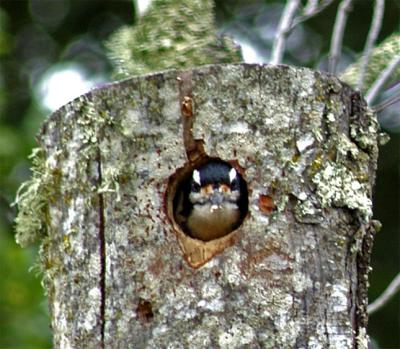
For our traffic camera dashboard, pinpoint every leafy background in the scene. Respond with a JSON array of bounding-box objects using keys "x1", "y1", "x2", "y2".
[{"x1": 0, "y1": 1, "x2": 398, "y2": 348}]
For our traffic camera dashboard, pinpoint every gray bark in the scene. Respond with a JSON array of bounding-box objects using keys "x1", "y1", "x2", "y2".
[{"x1": 38, "y1": 63, "x2": 379, "y2": 348}]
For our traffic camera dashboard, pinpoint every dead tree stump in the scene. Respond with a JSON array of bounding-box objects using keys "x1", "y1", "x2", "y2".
[{"x1": 35, "y1": 63, "x2": 379, "y2": 348}]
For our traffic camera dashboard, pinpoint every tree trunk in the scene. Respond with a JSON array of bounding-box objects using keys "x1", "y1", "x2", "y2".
[{"x1": 37, "y1": 63, "x2": 379, "y2": 348}]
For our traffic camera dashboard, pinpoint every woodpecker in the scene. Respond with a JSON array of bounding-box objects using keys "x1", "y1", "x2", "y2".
[{"x1": 174, "y1": 160, "x2": 248, "y2": 241}]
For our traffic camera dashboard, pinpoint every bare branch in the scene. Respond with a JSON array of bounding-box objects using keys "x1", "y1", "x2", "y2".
[
  {"x1": 366, "y1": 55, "x2": 400, "y2": 104},
  {"x1": 291, "y1": 0, "x2": 336, "y2": 30},
  {"x1": 372, "y1": 88, "x2": 400, "y2": 112},
  {"x1": 303, "y1": 0, "x2": 319, "y2": 14},
  {"x1": 357, "y1": 0, "x2": 385, "y2": 91},
  {"x1": 270, "y1": 0, "x2": 301, "y2": 65},
  {"x1": 328, "y1": 0, "x2": 353, "y2": 74},
  {"x1": 368, "y1": 273, "x2": 400, "y2": 314}
]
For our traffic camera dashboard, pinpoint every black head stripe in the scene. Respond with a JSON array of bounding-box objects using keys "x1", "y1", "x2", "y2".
[{"x1": 195, "y1": 160, "x2": 236, "y2": 186}]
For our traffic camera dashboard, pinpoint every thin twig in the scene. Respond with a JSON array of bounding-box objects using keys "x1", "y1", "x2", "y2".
[
  {"x1": 357, "y1": 0, "x2": 385, "y2": 91},
  {"x1": 368, "y1": 273, "x2": 400, "y2": 314},
  {"x1": 290, "y1": 0, "x2": 336, "y2": 30},
  {"x1": 270, "y1": 0, "x2": 301, "y2": 65},
  {"x1": 366, "y1": 55, "x2": 400, "y2": 104},
  {"x1": 328, "y1": 0, "x2": 353, "y2": 74},
  {"x1": 372, "y1": 88, "x2": 400, "y2": 112}
]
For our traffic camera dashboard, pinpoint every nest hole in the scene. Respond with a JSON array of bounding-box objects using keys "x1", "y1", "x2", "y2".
[{"x1": 165, "y1": 157, "x2": 248, "y2": 242}]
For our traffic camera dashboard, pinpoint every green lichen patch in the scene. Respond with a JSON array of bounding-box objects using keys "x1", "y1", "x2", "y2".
[
  {"x1": 350, "y1": 109, "x2": 380, "y2": 151},
  {"x1": 13, "y1": 95, "x2": 114, "y2": 248},
  {"x1": 97, "y1": 164, "x2": 135, "y2": 203},
  {"x1": 13, "y1": 147, "x2": 60, "y2": 247},
  {"x1": 301, "y1": 81, "x2": 379, "y2": 223},
  {"x1": 75, "y1": 96, "x2": 116, "y2": 160}
]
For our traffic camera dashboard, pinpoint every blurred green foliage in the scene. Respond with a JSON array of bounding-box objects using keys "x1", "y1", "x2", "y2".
[
  {"x1": 0, "y1": 1, "x2": 398, "y2": 348},
  {"x1": 107, "y1": 0, "x2": 241, "y2": 78}
]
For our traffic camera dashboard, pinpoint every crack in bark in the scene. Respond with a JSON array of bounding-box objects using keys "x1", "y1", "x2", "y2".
[
  {"x1": 344, "y1": 227, "x2": 358, "y2": 349},
  {"x1": 311, "y1": 226, "x2": 330, "y2": 346},
  {"x1": 323, "y1": 307, "x2": 330, "y2": 347},
  {"x1": 355, "y1": 221, "x2": 376, "y2": 345},
  {"x1": 178, "y1": 70, "x2": 206, "y2": 166},
  {"x1": 97, "y1": 151, "x2": 106, "y2": 349}
]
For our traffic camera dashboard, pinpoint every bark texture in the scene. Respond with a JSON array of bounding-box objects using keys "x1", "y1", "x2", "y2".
[{"x1": 36, "y1": 63, "x2": 379, "y2": 348}]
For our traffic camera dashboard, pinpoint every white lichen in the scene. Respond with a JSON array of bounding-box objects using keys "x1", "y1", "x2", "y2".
[
  {"x1": 356, "y1": 327, "x2": 370, "y2": 349},
  {"x1": 228, "y1": 122, "x2": 249, "y2": 134},
  {"x1": 82, "y1": 287, "x2": 102, "y2": 331},
  {"x1": 218, "y1": 322, "x2": 256, "y2": 349},
  {"x1": 187, "y1": 329, "x2": 212, "y2": 347},
  {"x1": 296, "y1": 200, "x2": 317, "y2": 216},
  {"x1": 350, "y1": 110, "x2": 379, "y2": 150},
  {"x1": 292, "y1": 272, "x2": 313, "y2": 293},
  {"x1": 312, "y1": 161, "x2": 372, "y2": 220},
  {"x1": 296, "y1": 133, "x2": 315, "y2": 153},
  {"x1": 329, "y1": 283, "x2": 349, "y2": 313},
  {"x1": 97, "y1": 167, "x2": 122, "y2": 202}
]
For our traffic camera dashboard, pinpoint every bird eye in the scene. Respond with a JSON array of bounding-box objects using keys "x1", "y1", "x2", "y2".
[
  {"x1": 191, "y1": 181, "x2": 201, "y2": 192},
  {"x1": 230, "y1": 178, "x2": 240, "y2": 191},
  {"x1": 201, "y1": 184, "x2": 214, "y2": 195}
]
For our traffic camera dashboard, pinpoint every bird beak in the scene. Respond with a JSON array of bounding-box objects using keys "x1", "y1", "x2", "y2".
[
  {"x1": 210, "y1": 204, "x2": 219, "y2": 212},
  {"x1": 209, "y1": 191, "x2": 224, "y2": 212}
]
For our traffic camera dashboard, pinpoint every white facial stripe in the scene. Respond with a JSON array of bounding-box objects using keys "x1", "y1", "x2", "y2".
[
  {"x1": 229, "y1": 168, "x2": 237, "y2": 183},
  {"x1": 193, "y1": 169, "x2": 201, "y2": 185}
]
